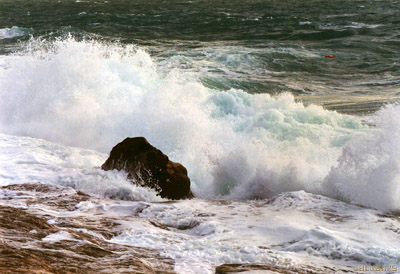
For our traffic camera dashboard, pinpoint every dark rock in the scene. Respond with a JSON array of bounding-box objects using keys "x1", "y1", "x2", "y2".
[
  {"x1": 215, "y1": 263, "x2": 320, "y2": 274},
  {"x1": 102, "y1": 137, "x2": 193, "y2": 200}
]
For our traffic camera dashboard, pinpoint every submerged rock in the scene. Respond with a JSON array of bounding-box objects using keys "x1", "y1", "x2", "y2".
[{"x1": 102, "y1": 137, "x2": 193, "y2": 200}]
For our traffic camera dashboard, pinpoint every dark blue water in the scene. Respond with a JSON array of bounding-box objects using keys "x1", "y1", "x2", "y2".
[{"x1": 1, "y1": 0, "x2": 400, "y2": 114}]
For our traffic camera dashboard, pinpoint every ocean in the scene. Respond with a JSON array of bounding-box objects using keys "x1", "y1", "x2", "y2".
[{"x1": 1, "y1": 0, "x2": 400, "y2": 273}]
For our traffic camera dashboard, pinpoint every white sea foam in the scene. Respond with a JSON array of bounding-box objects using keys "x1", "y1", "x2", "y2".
[
  {"x1": 0, "y1": 37, "x2": 400, "y2": 211},
  {"x1": 4, "y1": 180, "x2": 399, "y2": 274},
  {"x1": 156, "y1": 45, "x2": 319, "y2": 79},
  {"x1": 42, "y1": 231, "x2": 77, "y2": 242},
  {"x1": 318, "y1": 22, "x2": 382, "y2": 30},
  {"x1": 0, "y1": 27, "x2": 27, "y2": 40},
  {"x1": 110, "y1": 192, "x2": 400, "y2": 273},
  {"x1": 0, "y1": 134, "x2": 162, "y2": 201}
]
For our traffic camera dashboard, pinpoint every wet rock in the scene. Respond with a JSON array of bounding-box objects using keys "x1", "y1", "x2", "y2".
[
  {"x1": 102, "y1": 137, "x2": 193, "y2": 200},
  {"x1": 215, "y1": 263, "x2": 322, "y2": 274},
  {"x1": 0, "y1": 183, "x2": 177, "y2": 274},
  {"x1": 0, "y1": 205, "x2": 59, "y2": 241}
]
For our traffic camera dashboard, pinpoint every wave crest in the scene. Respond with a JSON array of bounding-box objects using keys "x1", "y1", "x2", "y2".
[{"x1": 1, "y1": 37, "x2": 399, "y2": 211}]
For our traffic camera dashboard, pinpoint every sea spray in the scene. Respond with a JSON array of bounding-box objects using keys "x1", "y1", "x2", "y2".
[
  {"x1": 325, "y1": 104, "x2": 400, "y2": 211},
  {"x1": 1, "y1": 37, "x2": 399, "y2": 211},
  {"x1": 0, "y1": 133, "x2": 163, "y2": 201}
]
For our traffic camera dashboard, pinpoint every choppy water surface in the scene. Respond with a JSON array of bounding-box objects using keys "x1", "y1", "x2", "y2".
[{"x1": 1, "y1": 0, "x2": 400, "y2": 114}]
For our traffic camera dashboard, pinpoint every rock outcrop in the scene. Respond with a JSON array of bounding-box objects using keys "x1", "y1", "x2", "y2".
[
  {"x1": 102, "y1": 137, "x2": 193, "y2": 200},
  {"x1": 0, "y1": 183, "x2": 177, "y2": 274},
  {"x1": 215, "y1": 263, "x2": 319, "y2": 274}
]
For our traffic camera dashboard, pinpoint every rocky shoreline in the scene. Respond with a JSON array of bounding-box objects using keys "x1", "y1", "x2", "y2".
[
  {"x1": 0, "y1": 183, "x2": 177, "y2": 274},
  {"x1": 0, "y1": 182, "x2": 362, "y2": 274}
]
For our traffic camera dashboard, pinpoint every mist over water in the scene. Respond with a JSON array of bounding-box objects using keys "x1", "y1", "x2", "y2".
[{"x1": 1, "y1": 37, "x2": 399, "y2": 211}]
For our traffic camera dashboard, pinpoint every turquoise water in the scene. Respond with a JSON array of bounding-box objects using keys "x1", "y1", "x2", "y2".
[{"x1": 1, "y1": 0, "x2": 400, "y2": 114}]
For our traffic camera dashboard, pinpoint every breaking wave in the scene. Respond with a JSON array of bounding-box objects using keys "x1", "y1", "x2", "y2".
[{"x1": 0, "y1": 37, "x2": 399, "y2": 211}]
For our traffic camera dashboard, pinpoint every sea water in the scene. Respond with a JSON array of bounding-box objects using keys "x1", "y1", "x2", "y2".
[{"x1": 1, "y1": 0, "x2": 400, "y2": 273}]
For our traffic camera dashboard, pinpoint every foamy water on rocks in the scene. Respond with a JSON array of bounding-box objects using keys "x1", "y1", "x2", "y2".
[
  {"x1": 1, "y1": 129, "x2": 400, "y2": 273},
  {"x1": 1, "y1": 163, "x2": 400, "y2": 273},
  {"x1": 1, "y1": 0, "x2": 400, "y2": 272}
]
